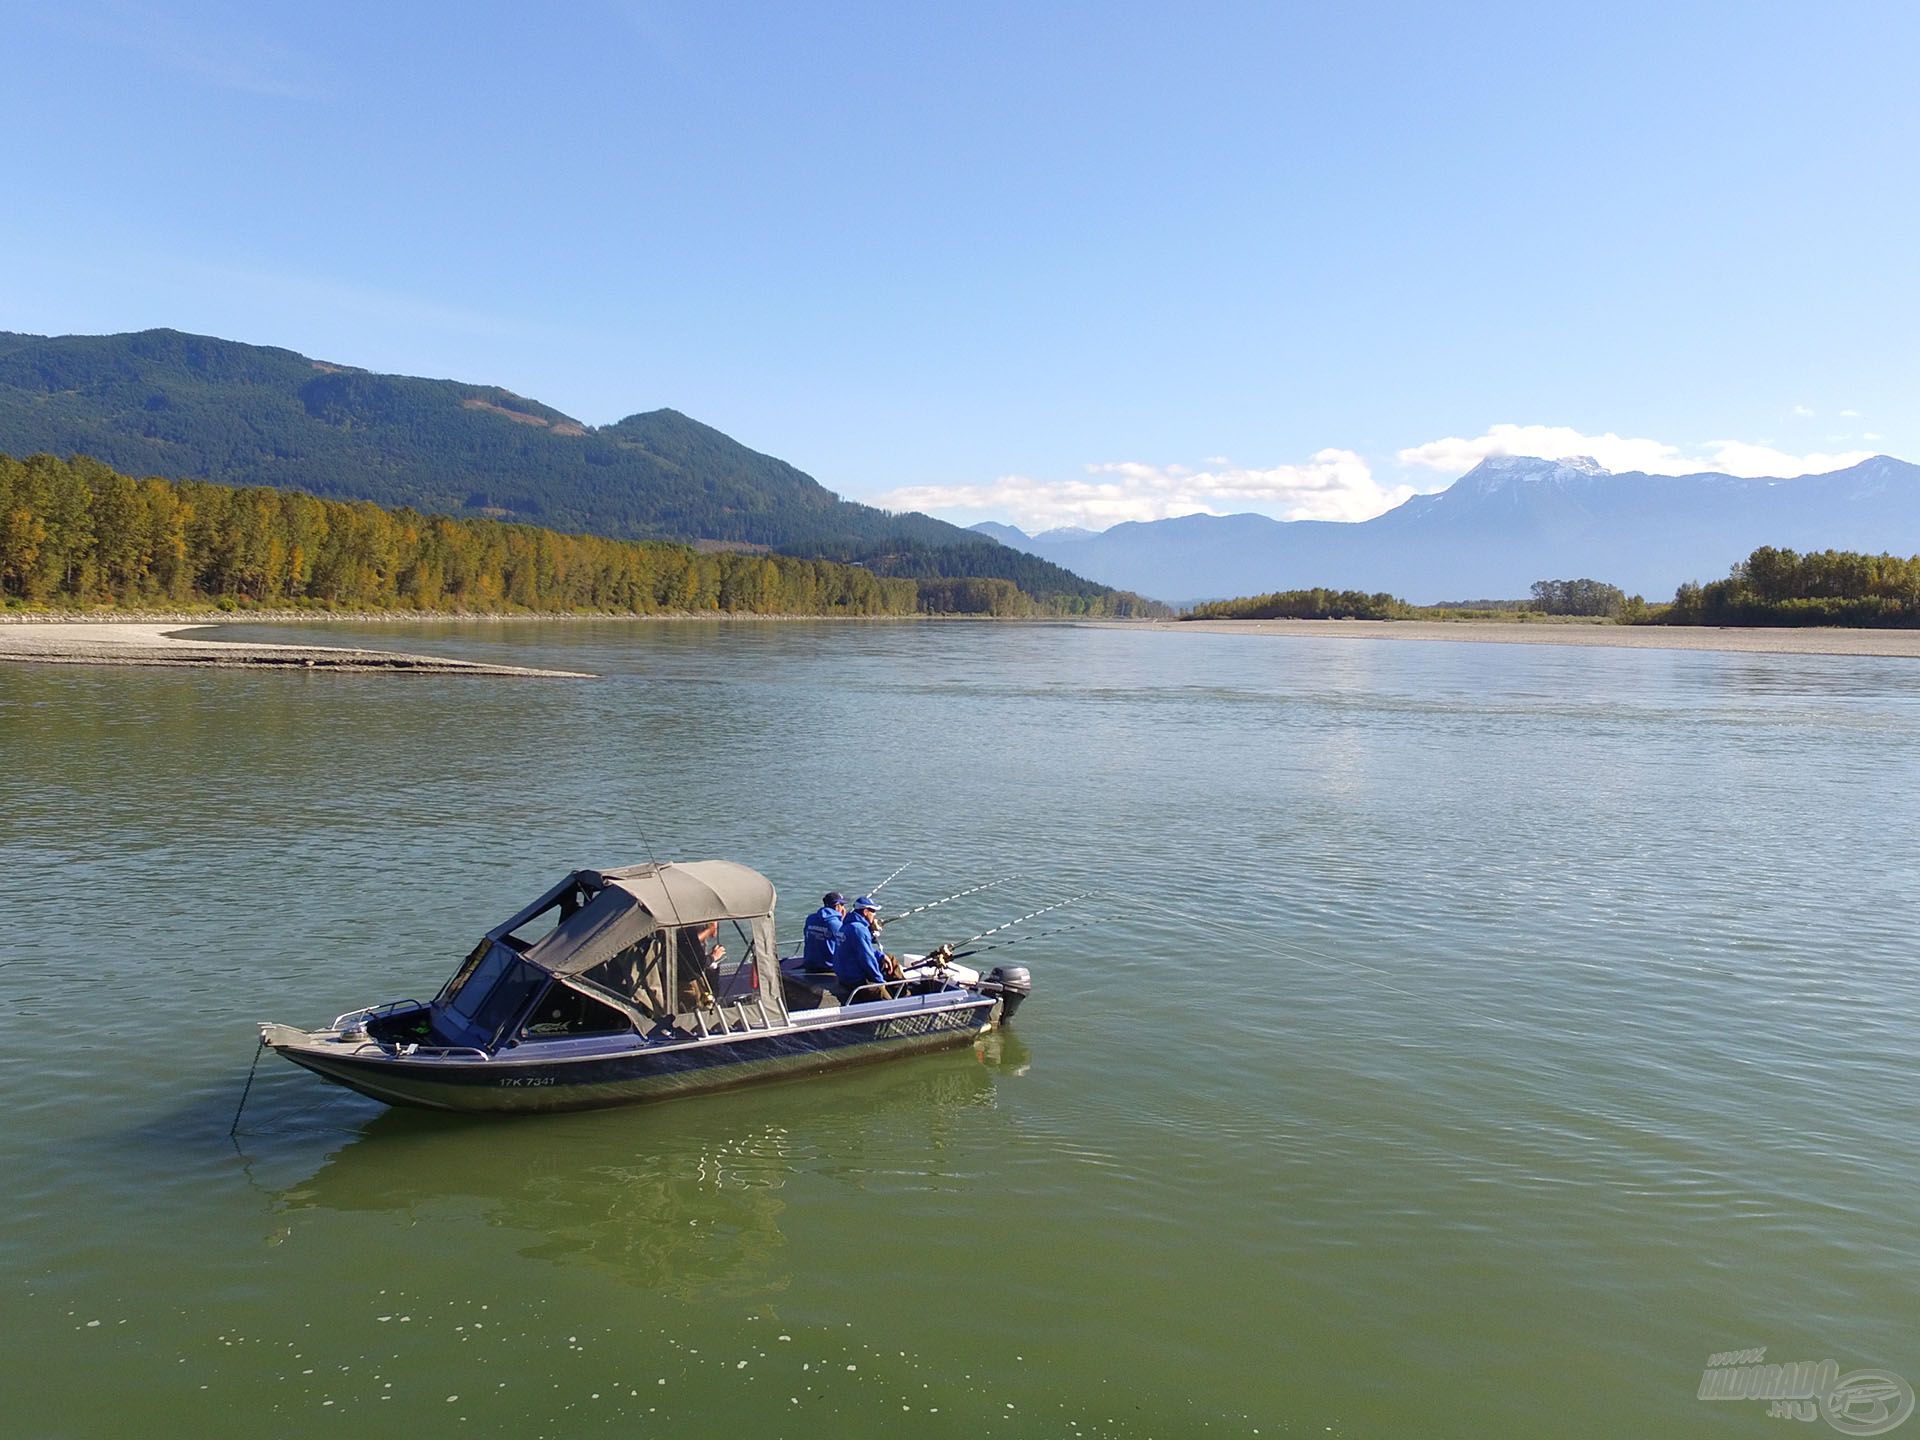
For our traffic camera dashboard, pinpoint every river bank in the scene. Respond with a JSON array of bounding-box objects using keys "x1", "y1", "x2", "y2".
[
  {"x1": 0, "y1": 607, "x2": 961, "y2": 626},
  {"x1": 0, "y1": 622, "x2": 593, "y2": 676},
  {"x1": 1156, "y1": 617, "x2": 1920, "y2": 658}
]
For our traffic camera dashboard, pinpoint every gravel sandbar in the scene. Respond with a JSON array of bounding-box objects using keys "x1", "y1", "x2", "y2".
[{"x1": 0, "y1": 623, "x2": 593, "y2": 677}]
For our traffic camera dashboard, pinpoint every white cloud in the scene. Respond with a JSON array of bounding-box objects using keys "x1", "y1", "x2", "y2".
[
  {"x1": 1840, "y1": 408, "x2": 1863, "y2": 419},
  {"x1": 1790, "y1": 404, "x2": 1816, "y2": 418},
  {"x1": 1706, "y1": 440, "x2": 1879, "y2": 476},
  {"x1": 873, "y1": 449, "x2": 1422, "y2": 533},
  {"x1": 1397, "y1": 423, "x2": 1874, "y2": 480},
  {"x1": 1397, "y1": 424, "x2": 1690, "y2": 475}
]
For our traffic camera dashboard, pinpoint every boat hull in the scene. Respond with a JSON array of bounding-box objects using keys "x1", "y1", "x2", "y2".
[{"x1": 264, "y1": 995, "x2": 998, "y2": 1114}]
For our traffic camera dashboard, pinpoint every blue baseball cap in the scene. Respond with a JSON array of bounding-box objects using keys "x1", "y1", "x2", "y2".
[
  {"x1": 852, "y1": 895, "x2": 878, "y2": 911},
  {"x1": 823, "y1": 891, "x2": 846, "y2": 906}
]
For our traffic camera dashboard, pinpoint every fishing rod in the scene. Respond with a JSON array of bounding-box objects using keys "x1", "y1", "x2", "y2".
[
  {"x1": 776, "y1": 866, "x2": 908, "y2": 952},
  {"x1": 778, "y1": 873, "x2": 1011, "y2": 952},
  {"x1": 879, "y1": 875, "x2": 1019, "y2": 927},
  {"x1": 946, "y1": 914, "x2": 1110, "y2": 963},
  {"x1": 941, "y1": 892, "x2": 1096, "y2": 951},
  {"x1": 867, "y1": 861, "x2": 913, "y2": 899}
]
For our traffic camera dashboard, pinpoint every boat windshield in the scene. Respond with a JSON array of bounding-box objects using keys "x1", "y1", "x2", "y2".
[{"x1": 444, "y1": 941, "x2": 546, "y2": 1042}]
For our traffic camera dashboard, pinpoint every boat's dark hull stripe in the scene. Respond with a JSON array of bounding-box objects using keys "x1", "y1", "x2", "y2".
[{"x1": 275, "y1": 999, "x2": 996, "y2": 1113}]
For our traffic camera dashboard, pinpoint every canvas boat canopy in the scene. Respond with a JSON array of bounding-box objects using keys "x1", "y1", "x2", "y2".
[
  {"x1": 439, "y1": 860, "x2": 785, "y2": 1039},
  {"x1": 515, "y1": 862, "x2": 776, "y2": 975},
  {"x1": 580, "y1": 860, "x2": 776, "y2": 938}
]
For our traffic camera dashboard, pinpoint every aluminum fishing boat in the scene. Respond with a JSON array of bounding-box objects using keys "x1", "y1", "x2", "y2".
[{"x1": 259, "y1": 860, "x2": 1031, "y2": 1114}]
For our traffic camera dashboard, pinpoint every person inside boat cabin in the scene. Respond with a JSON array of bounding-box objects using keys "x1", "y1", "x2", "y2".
[
  {"x1": 676, "y1": 921, "x2": 727, "y2": 1006},
  {"x1": 833, "y1": 895, "x2": 904, "y2": 998},
  {"x1": 803, "y1": 891, "x2": 848, "y2": 971}
]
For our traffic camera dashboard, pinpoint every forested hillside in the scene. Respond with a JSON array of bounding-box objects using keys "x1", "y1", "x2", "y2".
[
  {"x1": 0, "y1": 452, "x2": 916, "y2": 615},
  {"x1": 0, "y1": 329, "x2": 1141, "y2": 610},
  {"x1": 801, "y1": 536, "x2": 1165, "y2": 615}
]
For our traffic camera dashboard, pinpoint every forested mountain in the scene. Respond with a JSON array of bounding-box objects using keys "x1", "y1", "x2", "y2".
[{"x1": 0, "y1": 328, "x2": 1148, "y2": 611}]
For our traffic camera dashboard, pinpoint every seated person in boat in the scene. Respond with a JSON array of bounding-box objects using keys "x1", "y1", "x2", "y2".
[
  {"x1": 833, "y1": 896, "x2": 904, "y2": 999},
  {"x1": 677, "y1": 921, "x2": 726, "y2": 1006},
  {"x1": 802, "y1": 891, "x2": 848, "y2": 971}
]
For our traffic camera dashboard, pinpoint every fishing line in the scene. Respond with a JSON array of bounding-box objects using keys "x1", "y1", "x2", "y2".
[
  {"x1": 949, "y1": 914, "x2": 1112, "y2": 961},
  {"x1": 628, "y1": 818, "x2": 712, "y2": 1011},
  {"x1": 882, "y1": 875, "x2": 1020, "y2": 926},
  {"x1": 948, "y1": 892, "x2": 1096, "y2": 950}
]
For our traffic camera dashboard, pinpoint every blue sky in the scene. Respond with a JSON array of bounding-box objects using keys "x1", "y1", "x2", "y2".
[{"x1": 5, "y1": 1, "x2": 1915, "y2": 531}]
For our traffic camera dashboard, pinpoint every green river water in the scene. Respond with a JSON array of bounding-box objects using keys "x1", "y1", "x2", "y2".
[{"x1": 2, "y1": 620, "x2": 1917, "y2": 1438}]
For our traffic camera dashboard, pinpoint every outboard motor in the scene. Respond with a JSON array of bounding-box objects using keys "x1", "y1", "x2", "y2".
[{"x1": 979, "y1": 964, "x2": 1032, "y2": 1022}]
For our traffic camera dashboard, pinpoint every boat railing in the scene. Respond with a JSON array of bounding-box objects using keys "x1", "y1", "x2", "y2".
[
  {"x1": 842, "y1": 977, "x2": 973, "y2": 1007},
  {"x1": 393, "y1": 1043, "x2": 492, "y2": 1061},
  {"x1": 333, "y1": 998, "x2": 426, "y2": 1031},
  {"x1": 687, "y1": 992, "x2": 778, "y2": 1039}
]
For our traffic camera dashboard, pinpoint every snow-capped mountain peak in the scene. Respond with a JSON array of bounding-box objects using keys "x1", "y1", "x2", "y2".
[{"x1": 1468, "y1": 453, "x2": 1611, "y2": 481}]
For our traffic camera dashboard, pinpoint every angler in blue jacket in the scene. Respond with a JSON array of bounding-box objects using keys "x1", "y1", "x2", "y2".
[
  {"x1": 833, "y1": 896, "x2": 901, "y2": 998},
  {"x1": 802, "y1": 892, "x2": 848, "y2": 972}
]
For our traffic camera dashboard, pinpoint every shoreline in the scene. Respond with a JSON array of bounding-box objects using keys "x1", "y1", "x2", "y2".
[
  {"x1": 12, "y1": 610, "x2": 1917, "y2": 662},
  {"x1": 0, "y1": 623, "x2": 594, "y2": 677},
  {"x1": 0, "y1": 608, "x2": 985, "y2": 626},
  {"x1": 1148, "y1": 617, "x2": 1920, "y2": 659}
]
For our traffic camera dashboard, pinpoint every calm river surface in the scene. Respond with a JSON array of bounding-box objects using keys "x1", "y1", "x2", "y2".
[{"x1": 3, "y1": 621, "x2": 1918, "y2": 1438}]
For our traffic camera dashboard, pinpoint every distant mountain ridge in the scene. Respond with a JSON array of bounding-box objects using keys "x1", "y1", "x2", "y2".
[
  {"x1": 980, "y1": 454, "x2": 1920, "y2": 603},
  {"x1": 971, "y1": 521, "x2": 1099, "y2": 547},
  {"x1": 0, "y1": 327, "x2": 1130, "y2": 608},
  {"x1": 15, "y1": 329, "x2": 1902, "y2": 609}
]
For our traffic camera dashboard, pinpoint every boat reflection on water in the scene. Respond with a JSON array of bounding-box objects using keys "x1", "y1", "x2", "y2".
[
  {"x1": 269, "y1": 1043, "x2": 1019, "y2": 1299},
  {"x1": 974, "y1": 1027, "x2": 1031, "y2": 1076}
]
